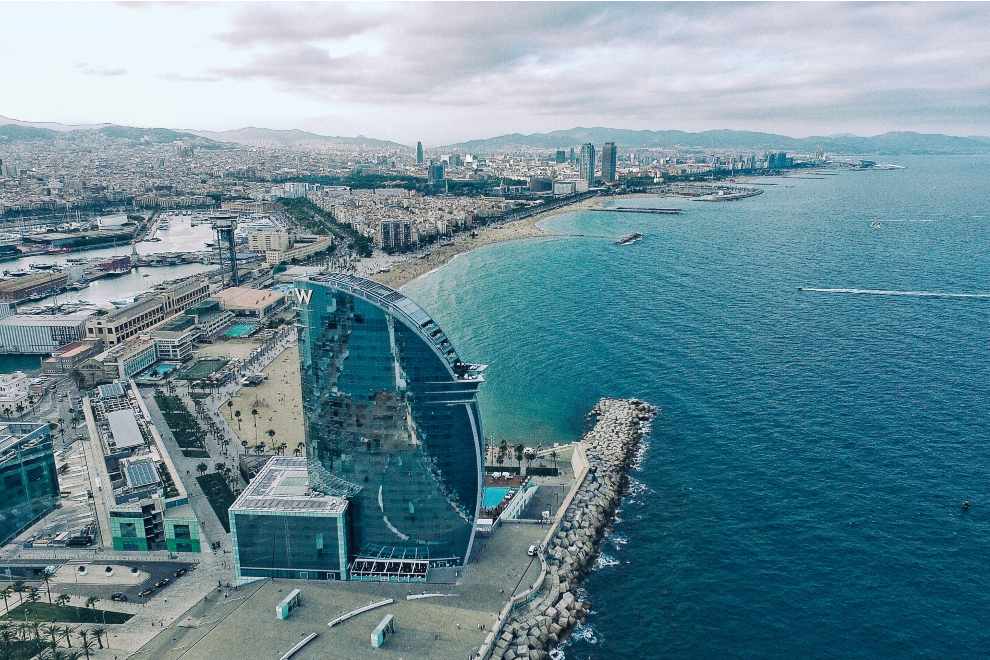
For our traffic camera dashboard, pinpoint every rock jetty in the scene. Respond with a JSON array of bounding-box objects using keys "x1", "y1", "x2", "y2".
[{"x1": 478, "y1": 398, "x2": 658, "y2": 660}]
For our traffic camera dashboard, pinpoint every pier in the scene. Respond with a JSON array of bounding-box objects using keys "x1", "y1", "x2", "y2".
[
  {"x1": 592, "y1": 207, "x2": 683, "y2": 215},
  {"x1": 476, "y1": 398, "x2": 658, "y2": 660}
]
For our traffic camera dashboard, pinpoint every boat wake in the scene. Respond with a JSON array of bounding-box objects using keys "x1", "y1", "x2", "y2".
[{"x1": 799, "y1": 287, "x2": 990, "y2": 300}]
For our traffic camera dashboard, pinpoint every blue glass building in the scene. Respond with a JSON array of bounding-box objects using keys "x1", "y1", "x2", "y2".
[
  {"x1": 295, "y1": 274, "x2": 485, "y2": 578},
  {"x1": 0, "y1": 423, "x2": 58, "y2": 546}
]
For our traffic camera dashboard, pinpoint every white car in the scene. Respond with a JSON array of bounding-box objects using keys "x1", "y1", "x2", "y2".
[{"x1": 527, "y1": 544, "x2": 538, "y2": 557}]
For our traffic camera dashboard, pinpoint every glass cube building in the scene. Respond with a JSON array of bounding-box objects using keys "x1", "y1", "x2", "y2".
[
  {"x1": 0, "y1": 423, "x2": 59, "y2": 546},
  {"x1": 295, "y1": 274, "x2": 486, "y2": 575}
]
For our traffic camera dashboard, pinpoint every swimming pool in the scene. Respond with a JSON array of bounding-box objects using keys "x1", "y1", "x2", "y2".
[
  {"x1": 224, "y1": 322, "x2": 257, "y2": 338},
  {"x1": 153, "y1": 363, "x2": 178, "y2": 376},
  {"x1": 482, "y1": 486, "x2": 512, "y2": 510}
]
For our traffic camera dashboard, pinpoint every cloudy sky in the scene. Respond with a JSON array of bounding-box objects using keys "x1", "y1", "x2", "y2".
[{"x1": 3, "y1": 2, "x2": 988, "y2": 144}]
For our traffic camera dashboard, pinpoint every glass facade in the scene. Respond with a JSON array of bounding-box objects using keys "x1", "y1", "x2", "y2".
[
  {"x1": 232, "y1": 510, "x2": 346, "y2": 580},
  {"x1": 296, "y1": 274, "x2": 485, "y2": 568},
  {"x1": 0, "y1": 424, "x2": 59, "y2": 546}
]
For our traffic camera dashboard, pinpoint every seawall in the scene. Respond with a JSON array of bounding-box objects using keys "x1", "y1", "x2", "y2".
[{"x1": 477, "y1": 397, "x2": 659, "y2": 660}]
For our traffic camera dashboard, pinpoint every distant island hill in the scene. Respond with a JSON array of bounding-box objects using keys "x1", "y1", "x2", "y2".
[{"x1": 2, "y1": 115, "x2": 989, "y2": 155}]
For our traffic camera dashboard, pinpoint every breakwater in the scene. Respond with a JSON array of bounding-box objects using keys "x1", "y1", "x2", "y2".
[{"x1": 477, "y1": 397, "x2": 658, "y2": 660}]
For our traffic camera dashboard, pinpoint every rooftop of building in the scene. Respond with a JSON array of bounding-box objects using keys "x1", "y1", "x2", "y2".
[
  {"x1": 52, "y1": 340, "x2": 100, "y2": 358},
  {"x1": 0, "y1": 271, "x2": 67, "y2": 291},
  {"x1": 0, "y1": 422, "x2": 50, "y2": 462},
  {"x1": 230, "y1": 456, "x2": 347, "y2": 515},
  {"x1": 214, "y1": 286, "x2": 285, "y2": 309},
  {"x1": 303, "y1": 273, "x2": 486, "y2": 380},
  {"x1": 155, "y1": 314, "x2": 197, "y2": 333},
  {"x1": 0, "y1": 312, "x2": 92, "y2": 327}
]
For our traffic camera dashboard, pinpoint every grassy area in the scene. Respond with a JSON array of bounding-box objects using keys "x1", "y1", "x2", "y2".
[
  {"x1": 196, "y1": 473, "x2": 236, "y2": 532},
  {"x1": 154, "y1": 393, "x2": 207, "y2": 451},
  {"x1": 2, "y1": 602, "x2": 133, "y2": 624}
]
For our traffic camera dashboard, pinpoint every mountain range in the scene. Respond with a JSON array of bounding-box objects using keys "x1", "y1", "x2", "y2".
[
  {"x1": 442, "y1": 127, "x2": 990, "y2": 155},
  {"x1": 2, "y1": 114, "x2": 988, "y2": 155},
  {"x1": 185, "y1": 127, "x2": 407, "y2": 150},
  {"x1": 0, "y1": 115, "x2": 406, "y2": 150}
]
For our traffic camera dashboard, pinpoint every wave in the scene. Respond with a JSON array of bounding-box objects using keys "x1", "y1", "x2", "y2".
[
  {"x1": 594, "y1": 553, "x2": 621, "y2": 570},
  {"x1": 799, "y1": 287, "x2": 990, "y2": 300}
]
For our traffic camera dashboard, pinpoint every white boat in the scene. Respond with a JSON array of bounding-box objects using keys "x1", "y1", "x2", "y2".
[{"x1": 871, "y1": 220, "x2": 882, "y2": 230}]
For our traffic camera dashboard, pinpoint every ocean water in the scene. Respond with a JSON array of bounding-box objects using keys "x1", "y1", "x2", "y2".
[{"x1": 404, "y1": 156, "x2": 990, "y2": 659}]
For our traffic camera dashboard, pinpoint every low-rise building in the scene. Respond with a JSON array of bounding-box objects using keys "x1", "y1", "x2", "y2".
[
  {"x1": 214, "y1": 286, "x2": 287, "y2": 320},
  {"x1": 0, "y1": 371, "x2": 31, "y2": 416},
  {"x1": 183, "y1": 299, "x2": 234, "y2": 340},
  {"x1": 84, "y1": 381, "x2": 200, "y2": 553},
  {"x1": 0, "y1": 271, "x2": 69, "y2": 305},
  {"x1": 41, "y1": 339, "x2": 102, "y2": 374},
  {"x1": 248, "y1": 231, "x2": 293, "y2": 253},
  {"x1": 80, "y1": 335, "x2": 158, "y2": 385},
  {"x1": 0, "y1": 312, "x2": 91, "y2": 354},
  {"x1": 151, "y1": 315, "x2": 198, "y2": 361},
  {"x1": 86, "y1": 277, "x2": 210, "y2": 347},
  {"x1": 230, "y1": 457, "x2": 349, "y2": 582}
]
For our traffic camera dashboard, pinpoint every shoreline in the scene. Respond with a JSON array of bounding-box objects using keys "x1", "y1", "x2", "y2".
[{"x1": 368, "y1": 196, "x2": 607, "y2": 290}]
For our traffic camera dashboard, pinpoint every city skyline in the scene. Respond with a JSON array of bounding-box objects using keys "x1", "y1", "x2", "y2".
[{"x1": 2, "y1": 2, "x2": 988, "y2": 144}]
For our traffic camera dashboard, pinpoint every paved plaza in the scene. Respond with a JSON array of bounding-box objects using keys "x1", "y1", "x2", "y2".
[{"x1": 132, "y1": 524, "x2": 549, "y2": 660}]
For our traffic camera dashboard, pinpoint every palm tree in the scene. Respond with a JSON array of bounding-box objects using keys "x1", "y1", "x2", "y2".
[
  {"x1": 226, "y1": 400, "x2": 233, "y2": 419},
  {"x1": 26, "y1": 587, "x2": 41, "y2": 607},
  {"x1": 60, "y1": 624, "x2": 76, "y2": 648},
  {"x1": 251, "y1": 408, "x2": 259, "y2": 442},
  {"x1": 12, "y1": 580, "x2": 26, "y2": 604},
  {"x1": 266, "y1": 429, "x2": 276, "y2": 452},
  {"x1": 254, "y1": 442, "x2": 266, "y2": 455},
  {"x1": 234, "y1": 409, "x2": 241, "y2": 431},
  {"x1": 90, "y1": 627, "x2": 105, "y2": 649},
  {"x1": 40, "y1": 571, "x2": 54, "y2": 605},
  {"x1": 1, "y1": 585, "x2": 11, "y2": 613},
  {"x1": 42, "y1": 621, "x2": 60, "y2": 649},
  {"x1": 55, "y1": 594, "x2": 71, "y2": 608},
  {"x1": 514, "y1": 443, "x2": 525, "y2": 467},
  {"x1": 241, "y1": 439, "x2": 248, "y2": 456},
  {"x1": 497, "y1": 439, "x2": 508, "y2": 466},
  {"x1": 84, "y1": 595, "x2": 99, "y2": 611},
  {"x1": 77, "y1": 630, "x2": 95, "y2": 660}
]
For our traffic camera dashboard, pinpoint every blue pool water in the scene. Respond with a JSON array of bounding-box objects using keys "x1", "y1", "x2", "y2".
[
  {"x1": 225, "y1": 322, "x2": 257, "y2": 338},
  {"x1": 406, "y1": 156, "x2": 990, "y2": 659},
  {"x1": 483, "y1": 486, "x2": 512, "y2": 510}
]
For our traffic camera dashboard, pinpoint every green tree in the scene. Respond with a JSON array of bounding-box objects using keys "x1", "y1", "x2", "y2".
[
  {"x1": 196, "y1": 463, "x2": 208, "y2": 476},
  {"x1": 77, "y1": 630, "x2": 95, "y2": 660},
  {"x1": 55, "y1": 594, "x2": 71, "y2": 608},
  {"x1": 90, "y1": 627, "x2": 105, "y2": 649},
  {"x1": 0, "y1": 585, "x2": 11, "y2": 613}
]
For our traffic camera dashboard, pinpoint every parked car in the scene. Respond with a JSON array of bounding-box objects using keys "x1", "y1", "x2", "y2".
[
  {"x1": 110, "y1": 592, "x2": 128, "y2": 602},
  {"x1": 155, "y1": 578, "x2": 170, "y2": 589},
  {"x1": 527, "y1": 544, "x2": 538, "y2": 557},
  {"x1": 174, "y1": 568, "x2": 187, "y2": 578},
  {"x1": 138, "y1": 588, "x2": 154, "y2": 598}
]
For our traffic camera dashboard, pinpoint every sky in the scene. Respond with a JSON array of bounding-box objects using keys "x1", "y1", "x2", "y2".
[{"x1": 2, "y1": 2, "x2": 988, "y2": 145}]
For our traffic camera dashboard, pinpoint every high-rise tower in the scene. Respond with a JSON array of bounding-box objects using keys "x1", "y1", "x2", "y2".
[
  {"x1": 295, "y1": 274, "x2": 485, "y2": 575},
  {"x1": 601, "y1": 142, "x2": 618, "y2": 183},
  {"x1": 579, "y1": 143, "x2": 596, "y2": 185},
  {"x1": 416, "y1": 141, "x2": 424, "y2": 165}
]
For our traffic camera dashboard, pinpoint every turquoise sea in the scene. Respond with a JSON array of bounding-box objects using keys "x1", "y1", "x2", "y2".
[{"x1": 405, "y1": 156, "x2": 990, "y2": 659}]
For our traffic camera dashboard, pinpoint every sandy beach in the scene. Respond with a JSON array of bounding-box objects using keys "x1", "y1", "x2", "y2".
[
  {"x1": 226, "y1": 342, "x2": 306, "y2": 452},
  {"x1": 369, "y1": 195, "x2": 605, "y2": 289}
]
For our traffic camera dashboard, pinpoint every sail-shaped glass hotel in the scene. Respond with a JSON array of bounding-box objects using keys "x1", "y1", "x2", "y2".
[{"x1": 232, "y1": 273, "x2": 485, "y2": 582}]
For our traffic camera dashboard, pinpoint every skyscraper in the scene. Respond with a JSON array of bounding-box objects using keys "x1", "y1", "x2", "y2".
[
  {"x1": 580, "y1": 143, "x2": 596, "y2": 185},
  {"x1": 554, "y1": 150, "x2": 566, "y2": 164},
  {"x1": 601, "y1": 142, "x2": 618, "y2": 183},
  {"x1": 295, "y1": 273, "x2": 486, "y2": 576},
  {"x1": 416, "y1": 141, "x2": 424, "y2": 165},
  {"x1": 428, "y1": 161, "x2": 445, "y2": 185}
]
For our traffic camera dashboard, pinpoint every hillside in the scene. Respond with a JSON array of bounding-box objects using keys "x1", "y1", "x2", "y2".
[{"x1": 444, "y1": 127, "x2": 990, "y2": 155}]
